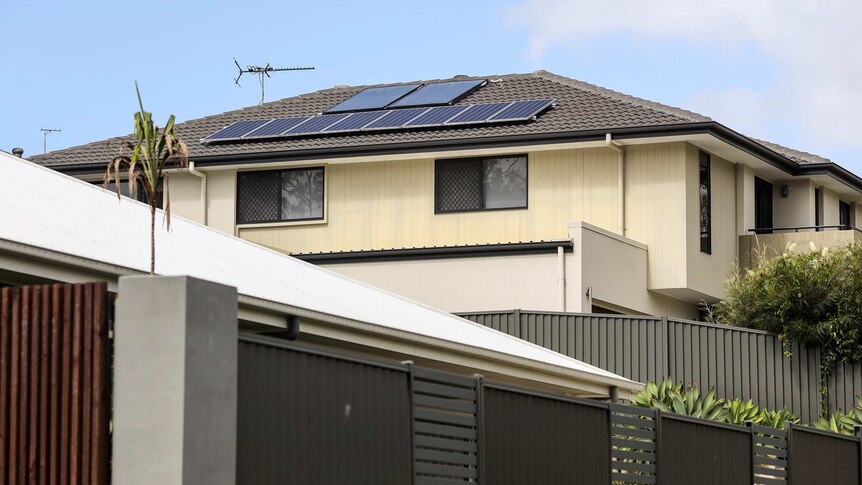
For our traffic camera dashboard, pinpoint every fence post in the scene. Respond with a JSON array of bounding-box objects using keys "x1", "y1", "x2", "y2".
[
  {"x1": 655, "y1": 409, "x2": 662, "y2": 484},
  {"x1": 475, "y1": 374, "x2": 485, "y2": 484},
  {"x1": 745, "y1": 421, "x2": 755, "y2": 485},
  {"x1": 403, "y1": 361, "x2": 416, "y2": 485},
  {"x1": 660, "y1": 316, "x2": 669, "y2": 380},
  {"x1": 786, "y1": 421, "x2": 793, "y2": 485},
  {"x1": 855, "y1": 425, "x2": 862, "y2": 485},
  {"x1": 514, "y1": 309, "x2": 523, "y2": 340},
  {"x1": 113, "y1": 276, "x2": 238, "y2": 485}
]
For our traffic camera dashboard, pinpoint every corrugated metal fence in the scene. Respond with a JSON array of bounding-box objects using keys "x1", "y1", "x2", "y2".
[
  {"x1": 459, "y1": 310, "x2": 862, "y2": 422},
  {"x1": 0, "y1": 283, "x2": 110, "y2": 485},
  {"x1": 237, "y1": 332, "x2": 862, "y2": 484}
]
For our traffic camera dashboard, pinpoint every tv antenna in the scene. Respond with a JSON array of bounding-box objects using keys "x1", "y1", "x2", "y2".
[
  {"x1": 233, "y1": 58, "x2": 314, "y2": 105},
  {"x1": 40, "y1": 128, "x2": 61, "y2": 154}
]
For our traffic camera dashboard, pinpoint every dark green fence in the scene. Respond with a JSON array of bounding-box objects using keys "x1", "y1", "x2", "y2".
[
  {"x1": 237, "y1": 332, "x2": 862, "y2": 484},
  {"x1": 459, "y1": 310, "x2": 859, "y2": 422}
]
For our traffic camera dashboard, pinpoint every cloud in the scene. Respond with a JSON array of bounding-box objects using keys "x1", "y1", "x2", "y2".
[{"x1": 507, "y1": 0, "x2": 862, "y2": 161}]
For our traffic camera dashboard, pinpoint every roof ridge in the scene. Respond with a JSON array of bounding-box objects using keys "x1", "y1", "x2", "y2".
[{"x1": 531, "y1": 70, "x2": 711, "y2": 123}]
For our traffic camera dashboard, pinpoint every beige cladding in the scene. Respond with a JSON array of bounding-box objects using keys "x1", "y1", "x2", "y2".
[{"x1": 166, "y1": 141, "x2": 856, "y2": 317}]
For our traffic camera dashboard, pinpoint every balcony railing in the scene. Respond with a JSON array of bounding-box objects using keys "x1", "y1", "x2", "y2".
[{"x1": 748, "y1": 224, "x2": 860, "y2": 234}]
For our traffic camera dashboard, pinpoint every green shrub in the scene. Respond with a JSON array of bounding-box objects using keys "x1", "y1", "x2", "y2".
[
  {"x1": 708, "y1": 243, "x2": 862, "y2": 416},
  {"x1": 632, "y1": 378, "x2": 798, "y2": 429}
]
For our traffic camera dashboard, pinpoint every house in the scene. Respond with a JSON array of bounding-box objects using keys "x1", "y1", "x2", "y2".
[
  {"x1": 0, "y1": 149, "x2": 638, "y2": 400},
  {"x1": 30, "y1": 71, "x2": 862, "y2": 319}
]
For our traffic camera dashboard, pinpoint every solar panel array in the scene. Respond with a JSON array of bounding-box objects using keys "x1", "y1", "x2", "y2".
[{"x1": 203, "y1": 99, "x2": 554, "y2": 143}]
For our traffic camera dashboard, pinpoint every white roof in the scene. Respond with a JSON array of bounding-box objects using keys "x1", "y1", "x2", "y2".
[{"x1": 0, "y1": 152, "x2": 637, "y2": 390}]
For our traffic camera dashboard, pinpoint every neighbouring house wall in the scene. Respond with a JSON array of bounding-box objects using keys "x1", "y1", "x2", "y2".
[
  {"x1": 208, "y1": 169, "x2": 237, "y2": 235},
  {"x1": 168, "y1": 173, "x2": 204, "y2": 224},
  {"x1": 772, "y1": 179, "x2": 815, "y2": 229},
  {"x1": 685, "y1": 145, "x2": 737, "y2": 301},
  {"x1": 855, "y1": 203, "x2": 862, "y2": 227},
  {"x1": 624, "y1": 142, "x2": 688, "y2": 293},
  {"x1": 321, "y1": 252, "x2": 562, "y2": 314},
  {"x1": 238, "y1": 147, "x2": 621, "y2": 253},
  {"x1": 569, "y1": 222, "x2": 698, "y2": 319}
]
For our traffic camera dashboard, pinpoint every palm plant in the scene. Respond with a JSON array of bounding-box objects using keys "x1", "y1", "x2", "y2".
[{"x1": 105, "y1": 82, "x2": 189, "y2": 273}]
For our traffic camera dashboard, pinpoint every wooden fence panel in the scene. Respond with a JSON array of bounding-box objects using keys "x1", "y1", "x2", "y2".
[{"x1": 0, "y1": 283, "x2": 109, "y2": 485}]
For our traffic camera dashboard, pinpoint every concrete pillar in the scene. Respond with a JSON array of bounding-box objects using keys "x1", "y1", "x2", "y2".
[{"x1": 113, "y1": 276, "x2": 237, "y2": 485}]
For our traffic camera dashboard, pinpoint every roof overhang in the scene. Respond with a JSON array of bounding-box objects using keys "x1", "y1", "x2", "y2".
[{"x1": 51, "y1": 121, "x2": 862, "y2": 198}]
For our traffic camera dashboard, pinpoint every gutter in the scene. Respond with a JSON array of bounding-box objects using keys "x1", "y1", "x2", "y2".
[{"x1": 43, "y1": 121, "x2": 862, "y2": 194}]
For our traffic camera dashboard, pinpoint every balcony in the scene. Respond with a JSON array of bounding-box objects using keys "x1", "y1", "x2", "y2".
[{"x1": 739, "y1": 225, "x2": 862, "y2": 269}]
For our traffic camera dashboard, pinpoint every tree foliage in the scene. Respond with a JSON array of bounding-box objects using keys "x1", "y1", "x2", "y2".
[
  {"x1": 104, "y1": 82, "x2": 188, "y2": 274},
  {"x1": 707, "y1": 242, "x2": 862, "y2": 415}
]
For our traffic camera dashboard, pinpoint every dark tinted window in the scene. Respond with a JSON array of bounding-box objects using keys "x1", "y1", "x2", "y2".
[
  {"x1": 237, "y1": 167, "x2": 325, "y2": 224},
  {"x1": 435, "y1": 156, "x2": 527, "y2": 213},
  {"x1": 699, "y1": 151, "x2": 711, "y2": 254},
  {"x1": 840, "y1": 201, "x2": 851, "y2": 228}
]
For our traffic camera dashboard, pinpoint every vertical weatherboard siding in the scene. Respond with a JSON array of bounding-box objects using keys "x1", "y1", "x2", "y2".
[
  {"x1": 0, "y1": 283, "x2": 110, "y2": 485},
  {"x1": 659, "y1": 415, "x2": 751, "y2": 485},
  {"x1": 238, "y1": 146, "x2": 621, "y2": 254},
  {"x1": 237, "y1": 338, "x2": 412, "y2": 485},
  {"x1": 789, "y1": 427, "x2": 861, "y2": 485},
  {"x1": 482, "y1": 385, "x2": 609, "y2": 485}
]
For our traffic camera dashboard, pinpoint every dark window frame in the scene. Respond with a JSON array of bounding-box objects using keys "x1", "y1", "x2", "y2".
[
  {"x1": 699, "y1": 151, "x2": 711, "y2": 254},
  {"x1": 434, "y1": 155, "x2": 529, "y2": 214},
  {"x1": 840, "y1": 200, "x2": 851, "y2": 229},
  {"x1": 754, "y1": 177, "x2": 774, "y2": 233},
  {"x1": 815, "y1": 187, "x2": 823, "y2": 230},
  {"x1": 236, "y1": 166, "x2": 326, "y2": 225}
]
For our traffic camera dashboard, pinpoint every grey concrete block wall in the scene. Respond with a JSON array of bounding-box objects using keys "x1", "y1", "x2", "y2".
[{"x1": 113, "y1": 276, "x2": 238, "y2": 485}]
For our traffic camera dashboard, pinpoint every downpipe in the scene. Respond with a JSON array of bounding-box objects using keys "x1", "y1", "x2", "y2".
[{"x1": 605, "y1": 133, "x2": 625, "y2": 237}]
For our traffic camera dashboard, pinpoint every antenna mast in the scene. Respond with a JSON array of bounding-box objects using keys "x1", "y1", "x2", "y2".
[
  {"x1": 40, "y1": 128, "x2": 61, "y2": 154},
  {"x1": 234, "y1": 58, "x2": 314, "y2": 105}
]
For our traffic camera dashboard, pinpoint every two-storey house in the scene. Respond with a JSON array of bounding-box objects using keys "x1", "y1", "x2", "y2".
[{"x1": 31, "y1": 71, "x2": 862, "y2": 319}]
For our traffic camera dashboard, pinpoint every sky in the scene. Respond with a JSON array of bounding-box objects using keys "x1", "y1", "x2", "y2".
[{"x1": 1, "y1": 0, "x2": 860, "y2": 173}]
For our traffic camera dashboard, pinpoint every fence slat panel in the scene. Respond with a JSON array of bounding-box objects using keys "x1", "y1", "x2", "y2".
[
  {"x1": 660, "y1": 415, "x2": 751, "y2": 485},
  {"x1": 483, "y1": 385, "x2": 609, "y2": 485},
  {"x1": 0, "y1": 283, "x2": 109, "y2": 485},
  {"x1": 789, "y1": 427, "x2": 861, "y2": 485}
]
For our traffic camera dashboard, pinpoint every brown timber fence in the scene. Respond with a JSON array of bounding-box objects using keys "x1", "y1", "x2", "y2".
[
  {"x1": 458, "y1": 310, "x2": 856, "y2": 423},
  {"x1": 237, "y1": 332, "x2": 862, "y2": 484},
  {"x1": 0, "y1": 282, "x2": 110, "y2": 485}
]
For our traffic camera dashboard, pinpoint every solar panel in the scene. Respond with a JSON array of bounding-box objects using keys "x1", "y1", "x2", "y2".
[
  {"x1": 243, "y1": 117, "x2": 311, "y2": 138},
  {"x1": 327, "y1": 84, "x2": 421, "y2": 113},
  {"x1": 388, "y1": 80, "x2": 485, "y2": 108},
  {"x1": 404, "y1": 105, "x2": 470, "y2": 127},
  {"x1": 206, "y1": 119, "x2": 270, "y2": 140},
  {"x1": 322, "y1": 110, "x2": 388, "y2": 132},
  {"x1": 363, "y1": 108, "x2": 429, "y2": 130},
  {"x1": 284, "y1": 113, "x2": 350, "y2": 134},
  {"x1": 489, "y1": 99, "x2": 554, "y2": 122},
  {"x1": 445, "y1": 102, "x2": 511, "y2": 125}
]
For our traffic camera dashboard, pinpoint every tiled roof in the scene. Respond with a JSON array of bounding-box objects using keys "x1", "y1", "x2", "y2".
[
  {"x1": 30, "y1": 71, "x2": 713, "y2": 168},
  {"x1": 752, "y1": 138, "x2": 831, "y2": 165}
]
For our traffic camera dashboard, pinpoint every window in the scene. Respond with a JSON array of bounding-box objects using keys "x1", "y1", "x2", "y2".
[
  {"x1": 754, "y1": 177, "x2": 773, "y2": 233},
  {"x1": 435, "y1": 156, "x2": 527, "y2": 213},
  {"x1": 236, "y1": 167, "x2": 325, "y2": 224},
  {"x1": 840, "y1": 200, "x2": 851, "y2": 229},
  {"x1": 93, "y1": 179, "x2": 162, "y2": 206},
  {"x1": 699, "y1": 151, "x2": 711, "y2": 254}
]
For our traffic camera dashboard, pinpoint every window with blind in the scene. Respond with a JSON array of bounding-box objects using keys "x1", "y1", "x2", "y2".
[
  {"x1": 435, "y1": 156, "x2": 528, "y2": 213},
  {"x1": 236, "y1": 167, "x2": 325, "y2": 224}
]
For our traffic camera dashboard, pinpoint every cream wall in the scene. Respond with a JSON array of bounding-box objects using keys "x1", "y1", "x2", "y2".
[
  {"x1": 735, "y1": 164, "x2": 755, "y2": 236},
  {"x1": 569, "y1": 222, "x2": 698, "y2": 318},
  {"x1": 238, "y1": 147, "x2": 620, "y2": 253},
  {"x1": 685, "y1": 145, "x2": 737, "y2": 301},
  {"x1": 322, "y1": 252, "x2": 562, "y2": 313},
  {"x1": 624, "y1": 142, "x2": 688, "y2": 292},
  {"x1": 168, "y1": 173, "x2": 204, "y2": 224},
  {"x1": 772, "y1": 180, "x2": 815, "y2": 228},
  {"x1": 823, "y1": 188, "x2": 841, "y2": 227}
]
